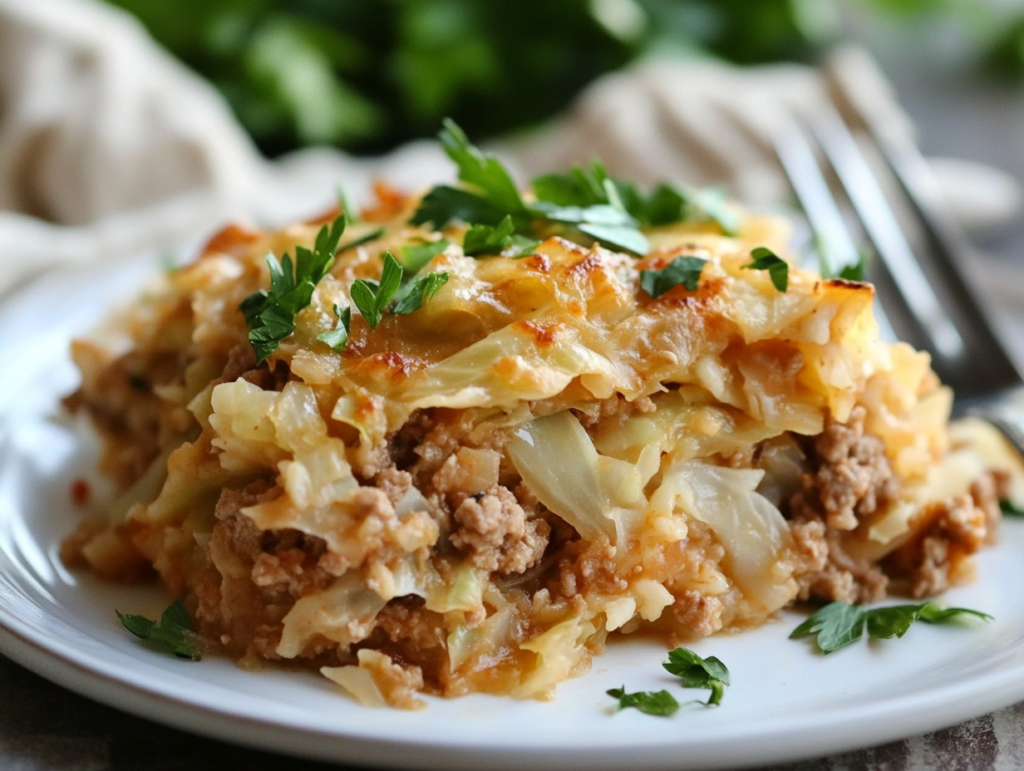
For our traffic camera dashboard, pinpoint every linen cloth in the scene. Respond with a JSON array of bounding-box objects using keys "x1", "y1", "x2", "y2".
[{"x1": 0, "y1": 0, "x2": 1019, "y2": 299}]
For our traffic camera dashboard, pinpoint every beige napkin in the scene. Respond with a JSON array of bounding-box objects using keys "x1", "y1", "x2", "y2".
[{"x1": 0, "y1": 0, "x2": 1019, "y2": 297}]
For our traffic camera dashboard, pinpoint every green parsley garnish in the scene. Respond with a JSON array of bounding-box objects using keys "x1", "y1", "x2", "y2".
[
  {"x1": 316, "y1": 303, "x2": 351, "y2": 352},
  {"x1": 393, "y1": 271, "x2": 450, "y2": 315},
  {"x1": 1000, "y1": 498, "x2": 1024, "y2": 517},
  {"x1": 350, "y1": 251, "x2": 404, "y2": 330},
  {"x1": 532, "y1": 160, "x2": 739, "y2": 234},
  {"x1": 790, "y1": 600, "x2": 993, "y2": 655},
  {"x1": 399, "y1": 238, "x2": 450, "y2": 273},
  {"x1": 743, "y1": 246, "x2": 789, "y2": 292},
  {"x1": 410, "y1": 121, "x2": 654, "y2": 255},
  {"x1": 639, "y1": 256, "x2": 708, "y2": 299},
  {"x1": 838, "y1": 250, "x2": 870, "y2": 282},
  {"x1": 463, "y1": 216, "x2": 516, "y2": 256},
  {"x1": 663, "y1": 647, "x2": 730, "y2": 706},
  {"x1": 239, "y1": 214, "x2": 346, "y2": 364},
  {"x1": 440, "y1": 118, "x2": 524, "y2": 213},
  {"x1": 349, "y1": 251, "x2": 449, "y2": 329},
  {"x1": 606, "y1": 687, "x2": 680, "y2": 717},
  {"x1": 336, "y1": 227, "x2": 384, "y2": 253},
  {"x1": 116, "y1": 600, "x2": 201, "y2": 661}
]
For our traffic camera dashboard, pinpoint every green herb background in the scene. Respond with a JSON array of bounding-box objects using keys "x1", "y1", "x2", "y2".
[{"x1": 106, "y1": 0, "x2": 1024, "y2": 157}]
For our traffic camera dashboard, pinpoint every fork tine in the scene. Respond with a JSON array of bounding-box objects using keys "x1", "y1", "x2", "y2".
[
  {"x1": 772, "y1": 118, "x2": 898, "y2": 343},
  {"x1": 809, "y1": 106, "x2": 967, "y2": 366},
  {"x1": 824, "y1": 52, "x2": 1022, "y2": 395}
]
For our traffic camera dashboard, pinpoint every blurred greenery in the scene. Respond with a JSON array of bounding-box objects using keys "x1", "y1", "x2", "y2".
[{"x1": 105, "y1": 0, "x2": 1024, "y2": 157}]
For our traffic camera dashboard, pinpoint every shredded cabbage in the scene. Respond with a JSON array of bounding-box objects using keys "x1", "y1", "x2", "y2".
[
  {"x1": 277, "y1": 572, "x2": 387, "y2": 658},
  {"x1": 652, "y1": 460, "x2": 795, "y2": 613}
]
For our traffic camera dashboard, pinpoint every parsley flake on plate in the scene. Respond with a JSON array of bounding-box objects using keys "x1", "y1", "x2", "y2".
[
  {"x1": 116, "y1": 600, "x2": 201, "y2": 661},
  {"x1": 639, "y1": 256, "x2": 708, "y2": 299},
  {"x1": 790, "y1": 600, "x2": 993, "y2": 654},
  {"x1": 743, "y1": 246, "x2": 789, "y2": 292},
  {"x1": 663, "y1": 647, "x2": 730, "y2": 706},
  {"x1": 606, "y1": 687, "x2": 680, "y2": 717},
  {"x1": 240, "y1": 214, "x2": 346, "y2": 364},
  {"x1": 1000, "y1": 498, "x2": 1024, "y2": 517}
]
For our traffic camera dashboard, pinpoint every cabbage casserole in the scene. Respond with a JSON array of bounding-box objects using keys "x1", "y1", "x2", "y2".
[{"x1": 62, "y1": 143, "x2": 1024, "y2": 709}]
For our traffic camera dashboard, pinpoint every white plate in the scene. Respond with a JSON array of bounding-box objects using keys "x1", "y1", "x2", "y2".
[{"x1": 2, "y1": 257, "x2": 1024, "y2": 771}]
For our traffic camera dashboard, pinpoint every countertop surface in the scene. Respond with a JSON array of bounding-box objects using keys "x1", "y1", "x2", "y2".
[{"x1": 5, "y1": 25, "x2": 1024, "y2": 771}]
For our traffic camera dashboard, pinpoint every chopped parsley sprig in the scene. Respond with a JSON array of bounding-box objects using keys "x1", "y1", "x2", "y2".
[
  {"x1": 607, "y1": 687, "x2": 680, "y2": 717},
  {"x1": 240, "y1": 214, "x2": 346, "y2": 364},
  {"x1": 1000, "y1": 498, "x2": 1024, "y2": 517},
  {"x1": 790, "y1": 600, "x2": 993, "y2": 655},
  {"x1": 640, "y1": 256, "x2": 708, "y2": 299},
  {"x1": 350, "y1": 251, "x2": 405, "y2": 330},
  {"x1": 316, "y1": 303, "x2": 351, "y2": 351},
  {"x1": 116, "y1": 600, "x2": 201, "y2": 661},
  {"x1": 607, "y1": 647, "x2": 729, "y2": 718},
  {"x1": 342, "y1": 251, "x2": 449, "y2": 339},
  {"x1": 743, "y1": 246, "x2": 789, "y2": 292},
  {"x1": 663, "y1": 647, "x2": 730, "y2": 706},
  {"x1": 413, "y1": 120, "x2": 754, "y2": 257}
]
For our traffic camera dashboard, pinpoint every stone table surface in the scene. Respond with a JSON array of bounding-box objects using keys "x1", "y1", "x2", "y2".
[{"x1": 6, "y1": 20, "x2": 1024, "y2": 771}]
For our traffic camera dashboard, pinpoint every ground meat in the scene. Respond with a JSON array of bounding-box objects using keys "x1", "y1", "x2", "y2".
[
  {"x1": 672, "y1": 589, "x2": 724, "y2": 637},
  {"x1": 886, "y1": 494, "x2": 988, "y2": 598},
  {"x1": 971, "y1": 469, "x2": 1010, "y2": 544},
  {"x1": 198, "y1": 478, "x2": 335, "y2": 658},
  {"x1": 450, "y1": 486, "x2": 550, "y2": 574},
  {"x1": 352, "y1": 649, "x2": 426, "y2": 710},
  {"x1": 374, "y1": 467, "x2": 414, "y2": 507},
  {"x1": 557, "y1": 536, "x2": 626, "y2": 597},
  {"x1": 788, "y1": 518, "x2": 829, "y2": 590},
  {"x1": 572, "y1": 394, "x2": 657, "y2": 429},
  {"x1": 806, "y1": 527, "x2": 888, "y2": 604},
  {"x1": 790, "y1": 406, "x2": 898, "y2": 531},
  {"x1": 219, "y1": 342, "x2": 291, "y2": 391}
]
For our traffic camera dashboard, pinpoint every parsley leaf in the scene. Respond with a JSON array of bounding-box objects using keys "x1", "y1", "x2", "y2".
[
  {"x1": 316, "y1": 303, "x2": 351, "y2": 351},
  {"x1": 411, "y1": 124, "x2": 650, "y2": 255},
  {"x1": 410, "y1": 185, "x2": 512, "y2": 229},
  {"x1": 393, "y1": 271, "x2": 449, "y2": 315},
  {"x1": 116, "y1": 600, "x2": 201, "y2": 661},
  {"x1": 240, "y1": 214, "x2": 346, "y2": 364},
  {"x1": 337, "y1": 227, "x2": 384, "y2": 252},
  {"x1": 399, "y1": 238, "x2": 450, "y2": 273},
  {"x1": 607, "y1": 687, "x2": 680, "y2": 717},
  {"x1": 532, "y1": 201, "x2": 649, "y2": 254},
  {"x1": 687, "y1": 187, "x2": 741, "y2": 236},
  {"x1": 663, "y1": 647, "x2": 730, "y2": 706},
  {"x1": 743, "y1": 246, "x2": 789, "y2": 292},
  {"x1": 838, "y1": 250, "x2": 870, "y2": 282},
  {"x1": 791, "y1": 601, "x2": 993, "y2": 654},
  {"x1": 640, "y1": 256, "x2": 708, "y2": 298},
  {"x1": 532, "y1": 161, "x2": 611, "y2": 207},
  {"x1": 789, "y1": 601, "x2": 866, "y2": 653},
  {"x1": 439, "y1": 118, "x2": 525, "y2": 213},
  {"x1": 350, "y1": 251, "x2": 404, "y2": 329},
  {"x1": 1000, "y1": 498, "x2": 1024, "y2": 517},
  {"x1": 463, "y1": 216, "x2": 516, "y2": 256},
  {"x1": 531, "y1": 161, "x2": 738, "y2": 234}
]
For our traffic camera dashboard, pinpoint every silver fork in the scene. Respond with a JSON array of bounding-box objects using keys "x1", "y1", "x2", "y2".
[{"x1": 774, "y1": 48, "x2": 1024, "y2": 452}]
